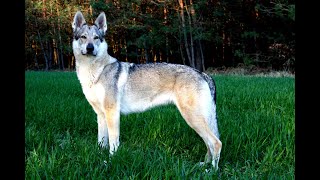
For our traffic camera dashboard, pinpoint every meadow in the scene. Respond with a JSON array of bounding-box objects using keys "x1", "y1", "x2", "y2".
[{"x1": 25, "y1": 71, "x2": 295, "y2": 179}]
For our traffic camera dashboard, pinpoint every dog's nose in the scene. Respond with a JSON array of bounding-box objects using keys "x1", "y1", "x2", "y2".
[{"x1": 86, "y1": 43, "x2": 94, "y2": 53}]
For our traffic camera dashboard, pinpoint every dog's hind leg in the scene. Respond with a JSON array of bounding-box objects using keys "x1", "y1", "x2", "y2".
[
  {"x1": 174, "y1": 85, "x2": 222, "y2": 171},
  {"x1": 180, "y1": 111, "x2": 222, "y2": 170}
]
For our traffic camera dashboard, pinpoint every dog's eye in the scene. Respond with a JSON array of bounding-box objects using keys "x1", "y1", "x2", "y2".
[
  {"x1": 81, "y1": 35, "x2": 86, "y2": 39},
  {"x1": 94, "y1": 36, "x2": 99, "y2": 40}
]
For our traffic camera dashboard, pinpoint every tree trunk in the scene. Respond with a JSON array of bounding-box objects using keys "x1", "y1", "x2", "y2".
[
  {"x1": 56, "y1": 2, "x2": 64, "y2": 70},
  {"x1": 195, "y1": 46, "x2": 201, "y2": 71},
  {"x1": 199, "y1": 40, "x2": 205, "y2": 71},
  {"x1": 178, "y1": 0, "x2": 192, "y2": 67},
  {"x1": 51, "y1": 20, "x2": 60, "y2": 69},
  {"x1": 164, "y1": 3, "x2": 169, "y2": 63},
  {"x1": 144, "y1": 40, "x2": 149, "y2": 63},
  {"x1": 58, "y1": 32, "x2": 64, "y2": 70},
  {"x1": 185, "y1": 0, "x2": 195, "y2": 68},
  {"x1": 32, "y1": 40, "x2": 39, "y2": 70},
  {"x1": 179, "y1": 43, "x2": 186, "y2": 65},
  {"x1": 222, "y1": 30, "x2": 225, "y2": 63},
  {"x1": 47, "y1": 40, "x2": 53, "y2": 70},
  {"x1": 41, "y1": 0, "x2": 49, "y2": 70},
  {"x1": 189, "y1": 0, "x2": 204, "y2": 71},
  {"x1": 35, "y1": 20, "x2": 49, "y2": 71}
]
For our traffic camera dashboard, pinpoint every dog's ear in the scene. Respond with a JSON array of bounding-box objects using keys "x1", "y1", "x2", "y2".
[
  {"x1": 72, "y1": 11, "x2": 86, "y2": 33},
  {"x1": 94, "y1": 12, "x2": 107, "y2": 36}
]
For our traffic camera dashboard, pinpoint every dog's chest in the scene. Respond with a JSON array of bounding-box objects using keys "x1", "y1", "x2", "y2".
[
  {"x1": 81, "y1": 83, "x2": 105, "y2": 105},
  {"x1": 76, "y1": 67, "x2": 105, "y2": 104}
]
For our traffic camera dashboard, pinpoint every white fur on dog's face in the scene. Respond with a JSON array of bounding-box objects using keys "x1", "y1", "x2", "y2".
[
  {"x1": 72, "y1": 11, "x2": 108, "y2": 57},
  {"x1": 75, "y1": 25, "x2": 102, "y2": 56}
]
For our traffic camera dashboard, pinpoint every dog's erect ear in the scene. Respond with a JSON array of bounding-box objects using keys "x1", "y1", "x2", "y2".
[
  {"x1": 94, "y1": 12, "x2": 107, "y2": 35},
  {"x1": 72, "y1": 11, "x2": 86, "y2": 33}
]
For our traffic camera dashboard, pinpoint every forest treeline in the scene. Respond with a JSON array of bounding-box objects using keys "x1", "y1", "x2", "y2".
[{"x1": 25, "y1": 0, "x2": 295, "y2": 72}]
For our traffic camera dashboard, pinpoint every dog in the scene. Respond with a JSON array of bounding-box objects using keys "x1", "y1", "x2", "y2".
[{"x1": 72, "y1": 11, "x2": 222, "y2": 170}]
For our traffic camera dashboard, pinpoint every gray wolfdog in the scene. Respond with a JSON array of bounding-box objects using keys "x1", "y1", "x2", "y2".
[{"x1": 72, "y1": 11, "x2": 222, "y2": 170}]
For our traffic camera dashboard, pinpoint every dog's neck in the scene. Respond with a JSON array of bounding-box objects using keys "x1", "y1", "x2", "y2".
[{"x1": 74, "y1": 51, "x2": 117, "y2": 88}]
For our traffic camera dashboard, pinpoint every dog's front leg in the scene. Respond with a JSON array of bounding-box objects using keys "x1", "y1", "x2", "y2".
[
  {"x1": 105, "y1": 107, "x2": 120, "y2": 155},
  {"x1": 89, "y1": 102, "x2": 109, "y2": 149},
  {"x1": 97, "y1": 112, "x2": 108, "y2": 148}
]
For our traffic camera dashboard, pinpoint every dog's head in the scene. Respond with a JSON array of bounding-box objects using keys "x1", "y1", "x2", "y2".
[{"x1": 72, "y1": 11, "x2": 107, "y2": 56}]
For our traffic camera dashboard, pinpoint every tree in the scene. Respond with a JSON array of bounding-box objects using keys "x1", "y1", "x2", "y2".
[{"x1": 25, "y1": 0, "x2": 295, "y2": 72}]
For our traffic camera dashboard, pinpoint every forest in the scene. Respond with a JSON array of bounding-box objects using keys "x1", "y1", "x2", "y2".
[{"x1": 25, "y1": 0, "x2": 295, "y2": 72}]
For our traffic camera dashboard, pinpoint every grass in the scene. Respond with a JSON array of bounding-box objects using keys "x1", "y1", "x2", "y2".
[{"x1": 25, "y1": 71, "x2": 295, "y2": 179}]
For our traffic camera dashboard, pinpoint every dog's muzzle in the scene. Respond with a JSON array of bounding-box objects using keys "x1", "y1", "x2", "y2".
[{"x1": 86, "y1": 43, "x2": 95, "y2": 55}]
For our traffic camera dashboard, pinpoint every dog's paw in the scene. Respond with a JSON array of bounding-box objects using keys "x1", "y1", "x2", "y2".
[
  {"x1": 199, "y1": 162, "x2": 219, "y2": 174},
  {"x1": 199, "y1": 162, "x2": 210, "y2": 173}
]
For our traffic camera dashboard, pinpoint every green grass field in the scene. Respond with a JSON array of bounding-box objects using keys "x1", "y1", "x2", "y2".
[{"x1": 25, "y1": 71, "x2": 295, "y2": 179}]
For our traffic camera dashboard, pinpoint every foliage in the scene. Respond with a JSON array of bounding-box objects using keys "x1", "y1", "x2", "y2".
[{"x1": 25, "y1": 0, "x2": 295, "y2": 72}]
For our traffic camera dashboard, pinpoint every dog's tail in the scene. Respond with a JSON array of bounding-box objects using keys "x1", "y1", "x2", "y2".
[{"x1": 201, "y1": 72, "x2": 220, "y2": 139}]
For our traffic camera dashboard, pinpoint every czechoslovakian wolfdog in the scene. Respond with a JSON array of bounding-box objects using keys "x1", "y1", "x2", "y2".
[{"x1": 72, "y1": 11, "x2": 222, "y2": 170}]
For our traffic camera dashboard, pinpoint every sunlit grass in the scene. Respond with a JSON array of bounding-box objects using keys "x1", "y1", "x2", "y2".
[{"x1": 25, "y1": 71, "x2": 294, "y2": 179}]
